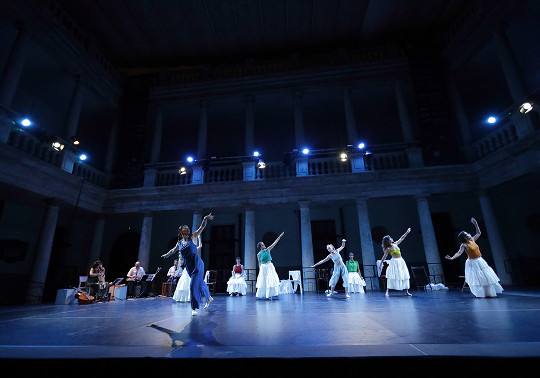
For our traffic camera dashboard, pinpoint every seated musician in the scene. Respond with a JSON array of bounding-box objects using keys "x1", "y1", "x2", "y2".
[
  {"x1": 88, "y1": 260, "x2": 109, "y2": 301},
  {"x1": 167, "y1": 259, "x2": 181, "y2": 284},
  {"x1": 126, "y1": 261, "x2": 146, "y2": 298}
]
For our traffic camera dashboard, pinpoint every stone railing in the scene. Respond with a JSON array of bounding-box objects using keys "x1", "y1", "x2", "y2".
[{"x1": 471, "y1": 122, "x2": 519, "y2": 160}]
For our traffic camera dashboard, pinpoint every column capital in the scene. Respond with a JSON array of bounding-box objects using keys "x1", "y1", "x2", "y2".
[{"x1": 298, "y1": 200, "x2": 311, "y2": 209}]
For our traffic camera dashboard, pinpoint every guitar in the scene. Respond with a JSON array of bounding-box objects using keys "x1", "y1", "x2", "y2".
[{"x1": 71, "y1": 287, "x2": 94, "y2": 305}]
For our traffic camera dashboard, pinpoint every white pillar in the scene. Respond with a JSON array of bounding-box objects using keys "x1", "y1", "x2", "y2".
[
  {"x1": 299, "y1": 201, "x2": 315, "y2": 291},
  {"x1": 415, "y1": 195, "x2": 443, "y2": 282},
  {"x1": 138, "y1": 213, "x2": 153, "y2": 270},
  {"x1": 355, "y1": 197, "x2": 379, "y2": 288},
  {"x1": 477, "y1": 191, "x2": 512, "y2": 285},
  {"x1": 244, "y1": 209, "x2": 256, "y2": 291},
  {"x1": 0, "y1": 22, "x2": 30, "y2": 107},
  {"x1": 26, "y1": 200, "x2": 60, "y2": 304}
]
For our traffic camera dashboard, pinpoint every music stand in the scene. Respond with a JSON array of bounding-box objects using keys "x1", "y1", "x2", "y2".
[
  {"x1": 137, "y1": 268, "x2": 161, "y2": 297},
  {"x1": 110, "y1": 278, "x2": 125, "y2": 299}
]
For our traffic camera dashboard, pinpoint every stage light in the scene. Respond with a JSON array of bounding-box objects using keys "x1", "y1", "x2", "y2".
[
  {"x1": 519, "y1": 102, "x2": 533, "y2": 114},
  {"x1": 51, "y1": 140, "x2": 64, "y2": 151},
  {"x1": 253, "y1": 151, "x2": 260, "y2": 157},
  {"x1": 186, "y1": 156, "x2": 194, "y2": 163},
  {"x1": 70, "y1": 136, "x2": 80, "y2": 145},
  {"x1": 257, "y1": 160, "x2": 266, "y2": 169},
  {"x1": 340, "y1": 152, "x2": 348, "y2": 162},
  {"x1": 487, "y1": 116, "x2": 497, "y2": 124},
  {"x1": 79, "y1": 154, "x2": 87, "y2": 161},
  {"x1": 302, "y1": 148, "x2": 310, "y2": 155},
  {"x1": 21, "y1": 118, "x2": 31, "y2": 127},
  {"x1": 357, "y1": 142, "x2": 365, "y2": 149},
  {"x1": 179, "y1": 166, "x2": 187, "y2": 175}
]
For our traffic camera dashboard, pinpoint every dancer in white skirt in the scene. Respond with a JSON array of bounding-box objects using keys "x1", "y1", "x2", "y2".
[
  {"x1": 256, "y1": 232, "x2": 284, "y2": 300},
  {"x1": 379, "y1": 228, "x2": 412, "y2": 297},
  {"x1": 171, "y1": 235, "x2": 201, "y2": 303},
  {"x1": 312, "y1": 239, "x2": 350, "y2": 298},
  {"x1": 227, "y1": 257, "x2": 247, "y2": 296},
  {"x1": 445, "y1": 217, "x2": 503, "y2": 298},
  {"x1": 346, "y1": 252, "x2": 366, "y2": 293}
]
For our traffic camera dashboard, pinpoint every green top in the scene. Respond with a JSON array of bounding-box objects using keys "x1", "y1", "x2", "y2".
[
  {"x1": 346, "y1": 260, "x2": 358, "y2": 272},
  {"x1": 258, "y1": 248, "x2": 272, "y2": 264},
  {"x1": 390, "y1": 247, "x2": 401, "y2": 257}
]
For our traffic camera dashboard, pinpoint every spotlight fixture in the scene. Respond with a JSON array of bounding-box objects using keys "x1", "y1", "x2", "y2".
[
  {"x1": 253, "y1": 151, "x2": 260, "y2": 157},
  {"x1": 487, "y1": 116, "x2": 497, "y2": 124},
  {"x1": 302, "y1": 148, "x2": 310, "y2": 155},
  {"x1": 519, "y1": 102, "x2": 533, "y2": 114},
  {"x1": 357, "y1": 142, "x2": 365, "y2": 149},
  {"x1": 257, "y1": 159, "x2": 266, "y2": 169},
  {"x1": 186, "y1": 156, "x2": 194, "y2": 163},
  {"x1": 51, "y1": 140, "x2": 64, "y2": 151},
  {"x1": 178, "y1": 166, "x2": 187, "y2": 175},
  {"x1": 70, "y1": 136, "x2": 80, "y2": 146},
  {"x1": 78, "y1": 154, "x2": 87, "y2": 161},
  {"x1": 340, "y1": 152, "x2": 348, "y2": 162},
  {"x1": 21, "y1": 118, "x2": 32, "y2": 127}
]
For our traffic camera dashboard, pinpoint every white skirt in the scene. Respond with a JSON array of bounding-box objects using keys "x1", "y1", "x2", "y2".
[
  {"x1": 227, "y1": 273, "x2": 247, "y2": 295},
  {"x1": 348, "y1": 272, "x2": 366, "y2": 293},
  {"x1": 173, "y1": 268, "x2": 191, "y2": 302},
  {"x1": 256, "y1": 262, "x2": 281, "y2": 299},
  {"x1": 386, "y1": 257, "x2": 410, "y2": 290},
  {"x1": 465, "y1": 257, "x2": 504, "y2": 298}
]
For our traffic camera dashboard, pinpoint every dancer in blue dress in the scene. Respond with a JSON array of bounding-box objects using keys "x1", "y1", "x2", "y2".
[{"x1": 162, "y1": 213, "x2": 214, "y2": 315}]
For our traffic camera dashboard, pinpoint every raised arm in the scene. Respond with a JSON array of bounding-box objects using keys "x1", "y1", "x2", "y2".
[
  {"x1": 268, "y1": 232, "x2": 284, "y2": 251},
  {"x1": 335, "y1": 239, "x2": 346, "y2": 253},
  {"x1": 395, "y1": 228, "x2": 411, "y2": 245},
  {"x1": 445, "y1": 244, "x2": 466, "y2": 260},
  {"x1": 311, "y1": 254, "x2": 331, "y2": 268},
  {"x1": 192, "y1": 213, "x2": 214, "y2": 240},
  {"x1": 470, "y1": 218, "x2": 481, "y2": 241}
]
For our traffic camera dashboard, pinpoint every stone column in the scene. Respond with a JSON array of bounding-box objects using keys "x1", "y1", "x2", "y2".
[
  {"x1": 244, "y1": 209, "x2": 256, "y2": 291},
  {"x1": 494, "y1": 26, "x2": 535, "y2": 137},
  {"x1": 343, "y1": 86, "x2": 358, "y2": 144},
  {"x1": 245, "y1": 95, "x2": 255, "y2": 155},
  {"x1": 293, "y1": 91, "x2": 305, "y2": 148},
  {"x1": 415, "y1": 195, "x2": 443, "y2": 282},
  {"x1": 26, "y1": 199, "x2": 60, "y2": 304},
  {"x1": 0, "y1": 22, "x2": 30, "y2": 107},
  {"x1": 149, "y1": 106, "x2": 163, "y2": 164},
  {"x1": 88, "y1": 215, "x2": 106, "y2": 265},
  {"x1": 197, "y1": 100, "x2": 208, "y2": 160},
  {"x1": 355, "y1": 197, "x2": 379, "y2": 288},
  {"x1": 64, "y1": 75, "x2": 85, "y2": 140},
  {"x1": 477, "y1": 191, "x2": 512, "y2": 285},
  {"x1": 395, "y1": 79, "x2": 415, "y2": 143},
  {"x1": 137, "y1": 213, "x2": 153, "y2": 270},
  {"x1": 299, "y1": 201, "x2": 315, "y2": 291}
]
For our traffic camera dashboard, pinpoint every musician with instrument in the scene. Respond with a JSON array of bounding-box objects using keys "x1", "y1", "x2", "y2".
[
  {"x1": 88, "y1": 260, "x2": 109, "y2": 301},
  {"x1": 126, "y1": 261, "x2": 146, "y2": 298}
]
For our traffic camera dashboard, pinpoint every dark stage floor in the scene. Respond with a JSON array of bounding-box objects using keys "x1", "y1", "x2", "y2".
[{"x1": 1, "y1": 287, "x2": 540, "y2": 372}]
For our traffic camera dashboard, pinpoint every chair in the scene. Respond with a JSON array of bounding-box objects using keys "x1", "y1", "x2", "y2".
[
  {"x1": 78, "y1": 276, "x2": 91, "y2": 293},
  {"x1": 205, "y1": 270, "x2": 218, "y2": 295},
  {"x1": 410, "y1": 266, "x2": 432, "y2": 291},
  {"x1": 314, "y1": 268, "x2": 330, "y2": 292},
  {"x1": 288, "y1": 270, "x2": 303, "y2": 294}
]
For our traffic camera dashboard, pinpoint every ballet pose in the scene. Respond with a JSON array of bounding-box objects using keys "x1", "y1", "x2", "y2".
[
  {"x1": 226, "y1": 257, "x2": 247, "y2": 296},
  {"x1": 312, "y1": 239, "x2": 349, "y2": 298},
  {"x1": 162, "y1": 213, "x2": 214, "y2": 315},
  {"x1": 171, "y1": 234, "x2": 201, "y2": 303},
  {"x1": 255, "y1": 232, "x2": 284, "y2": 300},
  {"x1": 379, "y1": 228, "x2": 412, "y2": 297},
  {"x1": 445, "y1": 217, "x2": 503, "y2": 298},
  {"x1": 346, "y1": 252, "x2": 366, "y2": 293}
]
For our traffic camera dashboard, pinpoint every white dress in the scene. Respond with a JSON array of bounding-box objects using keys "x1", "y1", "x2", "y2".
[
  {"x1": 256, "y1": 249, "x2": 280, "y2": 299},
  {"x1": 226, "y1": 265, "x2": 247, "y2": 295},
  {"x1": 172, "y1": 268, "x2": 191, "y2": 302},
  {"x1": 385, "y1": 253, "x2": 410, "y2": 291},
  {"x1": 465, "y1": 257, "x2": 504, "y2": 298}
]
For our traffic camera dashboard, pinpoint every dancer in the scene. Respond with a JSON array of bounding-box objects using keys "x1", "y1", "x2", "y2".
[
  {"x1": 256, "y1": 232, "x2": 284, "y2": 300},
  {"x1": 171, "y1": 234, "x2": 201, "y2": 303},
  {"x1": 312, "y1": 239, "x2": 349, "y2": 298},
  {"x1": 227, "y1": 257, "x2": 247, "y2": 296},
  {"x1": 445, "y1": 217, "x2": 503, "y2": 298},
  {"x1": 379, "y1": 228, "x2": 412, "y2": 297},
  {"x1": 162, "y1": 214, "x2": 214, "y2": 315},
  {"x1": 346, "y1": 252, "x2": 366, "y2": 293}
]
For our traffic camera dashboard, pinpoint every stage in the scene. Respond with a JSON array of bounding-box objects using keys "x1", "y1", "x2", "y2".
[{"x1": 1, "y1": 288, "x2": 540, "y2": 371}]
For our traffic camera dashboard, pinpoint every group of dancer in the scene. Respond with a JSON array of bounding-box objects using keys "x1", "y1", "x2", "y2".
[{"x1": 160, "y1": 214, "x2": 503, "y2": 315}]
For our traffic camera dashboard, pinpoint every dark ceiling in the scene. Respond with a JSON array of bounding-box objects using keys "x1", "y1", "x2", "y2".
[{"x1": 56, "y1": 0, "x2": 472, "y2": 69}]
